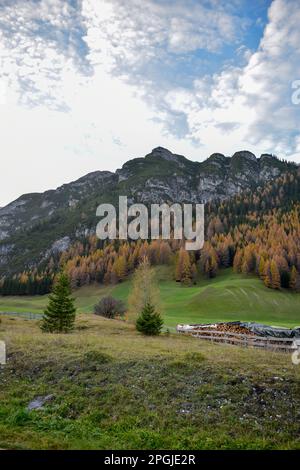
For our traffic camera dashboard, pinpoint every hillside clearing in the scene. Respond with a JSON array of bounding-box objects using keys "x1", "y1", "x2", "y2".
[{"x1": 0, "y1": 268, "x2": 299, "y2": 329}]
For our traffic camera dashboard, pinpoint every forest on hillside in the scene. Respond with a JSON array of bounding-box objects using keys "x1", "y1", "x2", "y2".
[{"x1": 1, "y1": 170, "x2": 300, "y2": 296}]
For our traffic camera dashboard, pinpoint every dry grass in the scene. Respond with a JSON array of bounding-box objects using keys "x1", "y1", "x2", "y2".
[
  {"x1": 0, "y1": 314, "x2": 299, "y2": 449},
  {"x1": 1, "y1": 314, "x2": 298, "y2": 372}
]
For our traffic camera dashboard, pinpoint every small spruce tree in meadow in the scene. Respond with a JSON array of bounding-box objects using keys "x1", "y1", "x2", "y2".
[
  {"x1": 41, "y1": 272, "x2": 76, "y2": 333},
  {"x1": 136, "y1": 302, "x2": 163, "y2": 336}
]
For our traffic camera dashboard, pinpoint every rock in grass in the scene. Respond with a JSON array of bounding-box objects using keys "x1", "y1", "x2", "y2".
[{"x1": 27, "y1": 394, "x2": 54, "y2": 411}]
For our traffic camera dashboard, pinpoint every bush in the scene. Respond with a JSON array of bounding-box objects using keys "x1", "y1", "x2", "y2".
[
  {"x1": 94, "y1": 296, "x2": 126, "y2": 319},
  {"x1": 136, "y1": 302, "x2": 163, "y2": 336}
]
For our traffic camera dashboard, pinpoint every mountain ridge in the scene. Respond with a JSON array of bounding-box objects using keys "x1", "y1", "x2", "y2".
[
  {"x1": 1, "y1": 147, "x2": 296, "y2": 211},
  {"x1": 0, "y1": 146, "x2": 298, "y2": 275}
]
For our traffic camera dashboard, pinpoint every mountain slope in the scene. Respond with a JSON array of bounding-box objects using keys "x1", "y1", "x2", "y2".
[
  {"x1": 1, "y1": 267, "x2": 299, "y2": 328},
  {"x1": 0, "y1": 147, "x2": 297, "y2": 275}
]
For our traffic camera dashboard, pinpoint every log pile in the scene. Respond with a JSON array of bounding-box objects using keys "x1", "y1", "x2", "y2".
[
  {"x1": 189, "y1": 323, "x2": 255, "y2": 344},
  {"x1": 177, "y1": 322, "x2": 295, "y2": 351},
  {"x1": 186, "y1": 322, "x2": 255, "y2": 336},
  {"x1": 214, "y1": 323, "x2": 254, "y2": 335}
]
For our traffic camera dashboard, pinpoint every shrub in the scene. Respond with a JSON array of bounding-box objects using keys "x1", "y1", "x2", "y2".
[{"x1": 94, "y1": 296, "x2": 126, "y2": 319}]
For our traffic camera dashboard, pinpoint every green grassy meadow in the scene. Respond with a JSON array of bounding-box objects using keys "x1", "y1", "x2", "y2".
[
  {"x1": 1, "y1": 267, "x2": 300, "y2": 449},
  {"x1": 0, "y1": 315, "x2": 300, "y2": 449},
  {"x1": 0, "y1": 268, "x2": 299, "y2": 328}
]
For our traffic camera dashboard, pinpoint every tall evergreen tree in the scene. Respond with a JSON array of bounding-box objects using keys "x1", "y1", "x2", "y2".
[
  {"x1": 41, "y1": 272, "x2": 76, "y2": 333},
  {"x1": 258, "y1": 257, "x2": 266, "y2": 280},
  {"x1": 177, "y1": 249, "x2": 193, "y2": 285},
  {"x1": 263, "y1": 261, "x2": 272, "y2": 288},
  {"x1": 290, "y1": 266, "x2": 300, "y2": 292},
  {"x1": 270, "y1": 260, "x2": 281, "y2": 290}
]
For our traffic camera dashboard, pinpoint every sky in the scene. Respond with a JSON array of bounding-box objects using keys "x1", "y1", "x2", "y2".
[{"x1": 0, "y1": 0, "x2": 300, "y2": 207}]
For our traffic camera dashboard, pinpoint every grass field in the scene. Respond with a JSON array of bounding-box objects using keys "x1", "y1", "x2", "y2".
[
  {"x1": 0, "y1": 315, "x2": 300, "y2": 449},
  {"x1": 1, "y1": 268, "x2": 299, "y2": 329}
]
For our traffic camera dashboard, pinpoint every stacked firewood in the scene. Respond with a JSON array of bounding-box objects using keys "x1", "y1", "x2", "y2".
[{"x1": 215, "y1": 323, "x2": 254, "y2": 335}]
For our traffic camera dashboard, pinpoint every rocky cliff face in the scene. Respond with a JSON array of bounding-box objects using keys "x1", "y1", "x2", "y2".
[
  {"x1": 0, "y1": 147, "x2": 297, "y2": 274},
  {"x1": 115, "y1": 147, "x2": 295, "y2": 203}
]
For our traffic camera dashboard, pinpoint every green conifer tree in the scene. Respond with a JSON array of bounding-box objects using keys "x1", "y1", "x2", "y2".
[
  {"x1": 41, "y1": 272, "x2": 76, "y2": 333},
  {"x1": 136, "y1": 302, "x2": 163, "y2": 336}
]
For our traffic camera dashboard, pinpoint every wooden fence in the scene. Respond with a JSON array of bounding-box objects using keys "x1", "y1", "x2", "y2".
[
  {"x1": 176, "y1": 325, "x2": 298, "y2": 352},
  {"x1": 0, "y1": 311, "x2": 42, "y2": 320}
]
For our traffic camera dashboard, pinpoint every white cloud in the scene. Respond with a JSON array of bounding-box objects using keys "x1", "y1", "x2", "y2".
[
  {"x1": 80, "y1": 0, "x2": 251, "y2": 142},
  {"x1": 0, "y1": 0, "x2": 248, "y2": 206},
  {"x1": 165, "y1": 0, "x2": 300, "y2": 160},
  {"x1": 82, "y1": 0, "x2": 245, "y2": 67},
  {"x1": 0, "y1": 0, "x2": 89, "y2": 109},
  {"x1": 0, "y1": 0, "x2": 299, "y2": 208}
]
